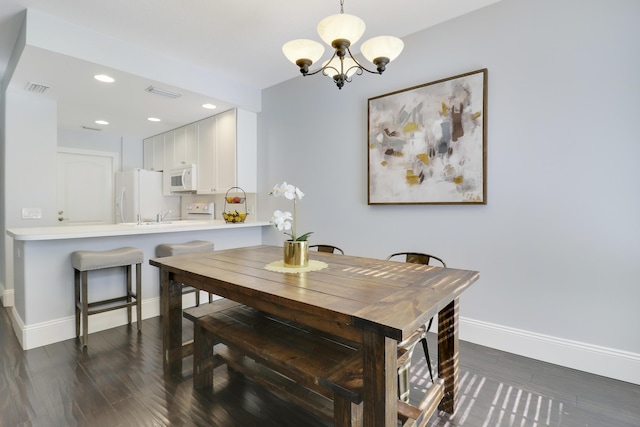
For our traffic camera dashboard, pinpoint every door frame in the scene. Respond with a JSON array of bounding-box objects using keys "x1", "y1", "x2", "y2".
[{"x1": 57, "y1": 147, "x2": 120, "y2": 225}]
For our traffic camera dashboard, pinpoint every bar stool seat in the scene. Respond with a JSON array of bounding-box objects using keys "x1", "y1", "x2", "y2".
[
  {"x1": 72, "y1": 247, "x2": 144, "y2": 347},
  {"x1": 156, "y1": 240, "x2": 215, "y2": 307}
]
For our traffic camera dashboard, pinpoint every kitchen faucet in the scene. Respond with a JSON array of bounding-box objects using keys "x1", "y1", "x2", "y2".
[{"x1": 156, "y1": 209, "x2": 171, "y2": 222}]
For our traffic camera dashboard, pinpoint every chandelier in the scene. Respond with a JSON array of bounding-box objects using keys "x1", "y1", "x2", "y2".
[{"x1": 282, "y1": 0, "x2": 404, "y2": 90}]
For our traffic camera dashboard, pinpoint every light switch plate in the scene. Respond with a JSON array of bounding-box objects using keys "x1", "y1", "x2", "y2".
[{"x1": 22, "y1": 207, "x2": 42, "y2": 219}]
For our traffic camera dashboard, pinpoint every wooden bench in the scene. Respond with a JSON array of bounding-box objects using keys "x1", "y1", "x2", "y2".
[
  {"x1": 190, "y1": 303, "x2": 444, "y2": 427},
  {"x1": 179, "y1": 298, "x2": 242, "y2": 359}
]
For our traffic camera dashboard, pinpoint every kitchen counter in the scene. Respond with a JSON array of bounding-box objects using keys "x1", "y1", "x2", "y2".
[
  {"x1": 6, "y1": 219, "x2": 271, "y2": 350},
  {"x1": 7, "y1": 219, "x2": 270, "y2": 241}
]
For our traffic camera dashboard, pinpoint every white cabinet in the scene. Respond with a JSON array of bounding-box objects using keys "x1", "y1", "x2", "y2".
[
  {"x1": 144, "y1": 108, "x2": 256, "y2": 195},
  {"x1": 172, "y1": 123, "x2": 198, "y2": 167},
  {"x1": 143, "y1": 134, "x2": 165, "y2": 171},
  {"x1": 236, "y1": 109, "x2": 257, "y2": 192},
  {"x1": 145, "y1": 126, "x2": 198, "y2": 171},
  {"x1": 215, "y1": 109, "x2": 237, "y2": 192},
  {"x1": 196, "y1": 110, "x2": 237, "y2": 194},
  {"x1": 197, "y1": 116, "x2": 216, "y2": 193},
  {"x1": 197, "y1": 110, "x2": 258, "y2": 194},
  {"x1": 162, "y1": 130, "x2": 175, "y2": 172}
]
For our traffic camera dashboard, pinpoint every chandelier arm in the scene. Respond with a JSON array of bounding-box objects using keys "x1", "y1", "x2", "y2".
[
  {"x1": 345, "y1": 46, "x2": 381, "y2": 75},
  {"x1": 301, "y1": 50, "x2": 339, "y2": 77}
]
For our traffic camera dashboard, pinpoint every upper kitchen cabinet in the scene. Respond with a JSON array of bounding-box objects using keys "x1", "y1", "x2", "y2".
[
  {"x1": 171, "y1": 123, "x2": 198, "y2": 168},
  {"x1": 236, "y1": 109, "x2": 257, "y2": 193},
  {"x1": 197, "y1": 109, "x2": 257, "y2": 194},
  {"x1": 143, "y1": 133, "x2": 166, "y2": 171}
]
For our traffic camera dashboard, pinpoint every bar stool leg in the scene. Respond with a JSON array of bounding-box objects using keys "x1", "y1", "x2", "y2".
[
  {"x1": 82, "y1": 271, "x2": 89, "y2": 347},
  {"x1": 74, "y1": 269, "x2": 81, "y2": 339},
  {"x1": 136, "y1": 262, "x2": 142, "y2": 331},
  {"x1": 195, "y1": 289, "x2": 200, "y2": 307},
  {"x1": 126, "y1": 265, "x2": 132, "y2": 325}
]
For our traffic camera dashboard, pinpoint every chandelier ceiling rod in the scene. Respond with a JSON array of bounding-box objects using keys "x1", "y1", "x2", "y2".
[{"x1": 282, "y1": 0, "x2": 404, "y2": 90}]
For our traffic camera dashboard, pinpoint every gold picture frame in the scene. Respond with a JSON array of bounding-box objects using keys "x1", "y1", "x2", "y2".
[{"x1": 368, "y1": 69, "x2": 487, "y2": 205}]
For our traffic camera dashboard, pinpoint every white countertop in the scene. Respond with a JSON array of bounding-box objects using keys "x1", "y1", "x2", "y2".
[{"x1": 7, "y1": 219, "x2": 271, "y2": 241}]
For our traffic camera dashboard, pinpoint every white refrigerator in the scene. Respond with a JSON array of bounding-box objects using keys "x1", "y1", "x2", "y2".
[{"x1": 115, "y1": 169, "x2": 181, "y2": 223}]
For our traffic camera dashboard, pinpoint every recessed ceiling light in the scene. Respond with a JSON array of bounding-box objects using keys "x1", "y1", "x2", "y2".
[
  {"x1": 202, "y1": 103, "x2": 217, "y2": 109},
  {"x1": 95, "y1": 120, "x2": 109, "y2": 125},
  {"x1": 94, "y1": 74, "x2": 115, "y2": 83},
  {"x1": 147, "y1": 117, "x2": 161, "y2": 122}
]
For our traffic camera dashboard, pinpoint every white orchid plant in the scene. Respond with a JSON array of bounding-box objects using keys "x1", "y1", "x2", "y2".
[{"x1": 270, "y1": 182, "x2": 313, "y2": 242}]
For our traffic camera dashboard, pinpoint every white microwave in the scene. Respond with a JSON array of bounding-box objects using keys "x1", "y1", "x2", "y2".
[{"x1": 166, "y1": 164, "x2": 197, "y2": 192}]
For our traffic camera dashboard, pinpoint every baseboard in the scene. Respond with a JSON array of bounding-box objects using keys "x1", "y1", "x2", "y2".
[
  {"x1": 460, "y1": 316, "x2": 640, "y2": 386},
  {"x1": 11, "y1": 299, "x2": 640, "y2": 385},
  {"x1": 15, "y1": 297, "x2": 158, "y2": 350},
  {"x1": 2, "y1": 288, "x2": 14, "y2": 307},
  {"x1": 13, "y1": 291, "x2": 210, "y2": 350}
]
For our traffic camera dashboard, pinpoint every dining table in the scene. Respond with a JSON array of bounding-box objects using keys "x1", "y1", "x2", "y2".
[{"x1": 150, "y1": 245, "x2": 479, "y2": 427}]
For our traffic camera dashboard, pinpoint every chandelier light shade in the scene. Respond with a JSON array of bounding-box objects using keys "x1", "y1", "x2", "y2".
[
  {"x1": 282, "y1": 0, "x2": 404, "y2": 90},
  {"x1": 282, "y1": 39, "x2": 326, "y2": 74},
  {"x1": 317, "y1": 13, "x2": 365, "y2": 46}
]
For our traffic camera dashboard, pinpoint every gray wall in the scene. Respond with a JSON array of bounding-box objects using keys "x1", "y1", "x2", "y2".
[
  {"x1": 258, "y1": 0, "x2": 640, "y2": 382},
  {"x1": 58, "y1": 129, "x2": 143, "y2": 171}
]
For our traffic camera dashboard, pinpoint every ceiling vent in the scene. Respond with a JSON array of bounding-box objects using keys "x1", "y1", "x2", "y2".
[
  {"x1": 145, "y1": 86, "x2": 182, "y2": 98},
  {"x1": 25, "y1": 82, "x2": 50, "y2": 94},
  {"x1": 81, "y1": 125, "x2": 102, "y2": 131}
]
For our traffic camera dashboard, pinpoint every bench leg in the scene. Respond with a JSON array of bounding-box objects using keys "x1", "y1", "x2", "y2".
[
  {"x1": 193, "y1": 322, "x2": 216, "y2": 389},
  {"x1": 334, "y1": 396, "x2": 363, "y2": 427},
  {"x1": 397, "y1": 359, "x2": 411, "y2": 403}
]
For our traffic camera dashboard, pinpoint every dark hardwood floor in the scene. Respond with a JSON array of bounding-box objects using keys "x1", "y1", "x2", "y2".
[{"x1": 1, "y1": 304, "x2": 638, "y2": 426}]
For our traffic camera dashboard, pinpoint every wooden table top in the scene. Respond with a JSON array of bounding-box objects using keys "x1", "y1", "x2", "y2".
[{"x1": 150, "y1": 245, "x2": 479, "y2": 342}]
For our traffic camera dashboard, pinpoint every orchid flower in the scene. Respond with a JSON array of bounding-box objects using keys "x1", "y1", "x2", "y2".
[
  {"x1": 271, "y1": 210, "x2": 292, "y2": 232},
  {"x1": 270, "y1": 182, "x2": 312, "y2": 241}
]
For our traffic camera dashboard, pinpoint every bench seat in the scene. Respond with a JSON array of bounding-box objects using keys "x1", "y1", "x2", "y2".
[
  {"x1": 191, "y1": 303, "x2": 445, "y2": 427},
  {"x1": 193, "y1": 304, "x2": 363, "y2": 425}
]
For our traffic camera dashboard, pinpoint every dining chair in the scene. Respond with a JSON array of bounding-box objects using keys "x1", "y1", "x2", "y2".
[
  {"x1": 386, "y1": 251, "x2": 447, "y2": 401},
  {"x1": 309, "y1": 244, "x2": 344, "y2": 255}
]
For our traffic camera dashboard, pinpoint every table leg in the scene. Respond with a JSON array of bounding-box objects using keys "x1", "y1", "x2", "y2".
[
  {"x1": 161, "y1": 269, "x2": 183, "y2": 376},
  {"x1": 362, "y1": 330, "x2": 397, "y2": 427},
  {"x1": 438, "y1": 297, "x2": 459, "y2": 413}
]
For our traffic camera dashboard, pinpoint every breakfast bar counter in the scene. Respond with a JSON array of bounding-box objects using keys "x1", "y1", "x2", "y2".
[
  {"x1": 7, "y1": 219, "x2": 270, "y2": 241},
  {"x1": 6, "y1": 220, "x2": 270, "y2": 350}
]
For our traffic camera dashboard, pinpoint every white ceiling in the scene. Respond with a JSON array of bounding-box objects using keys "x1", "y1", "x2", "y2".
[{"x1": 0, "y1": 0, "x2": 503, "y2": 139}]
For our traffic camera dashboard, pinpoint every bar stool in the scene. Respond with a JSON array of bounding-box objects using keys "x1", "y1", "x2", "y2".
[
  {"x1": 155, "y1": 240, "x2": 215, "y2": 308},
  {"x1": 71, "y1": 247, "x2": 144, "y2": 347}
]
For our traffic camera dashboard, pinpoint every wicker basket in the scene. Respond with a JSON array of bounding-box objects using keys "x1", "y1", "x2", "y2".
[{"x1": 222, "y1": 187, "x2": 248, "y2": 223}]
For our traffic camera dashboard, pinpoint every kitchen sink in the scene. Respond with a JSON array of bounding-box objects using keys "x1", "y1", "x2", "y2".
[{"x1": 117, "y1": 220, "x2": 211, "y2": 227}]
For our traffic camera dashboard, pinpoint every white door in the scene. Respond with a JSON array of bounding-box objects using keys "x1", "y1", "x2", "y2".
[{"x1": 57, "y1": 149, "x2": 116, "y2": 226}]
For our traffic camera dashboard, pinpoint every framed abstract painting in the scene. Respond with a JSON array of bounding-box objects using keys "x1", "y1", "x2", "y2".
[{"x1": 368, "y1": 69, "x2": 487, "y2": 205}]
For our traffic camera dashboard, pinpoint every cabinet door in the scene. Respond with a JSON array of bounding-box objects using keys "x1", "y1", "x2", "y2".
[
  {"x1": 215, "y1": 109, "x2": 237, "y2": 191},
  {"x1": 162, "y1": 131, "x2": 175, "y2": 171},
  {"x1": 197, "y1": 116, "x2": 216, "y2": 193},
  {"x1": 236, "y1": 109, "x2": 257, "y2": 192},
  {"x1": 144, "y1": 134, "x2": 166, "y2": 171},
  {"x1": 155, "y1": 134, "x2": 166, "y2": 171},
  {"x1": 184, "y1": 123, "x2": 198, "y2": 165},
  {"x1": 173, "y1": 124, "x2": 198, "y2": 167},
  {"x1": 143, "y1": 138, "x2": 154, "y2": 170}
]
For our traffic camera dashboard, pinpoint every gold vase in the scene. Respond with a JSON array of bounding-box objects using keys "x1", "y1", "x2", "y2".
[{"x1": 283, "y1": 240, "x2": 309, "y2": 267}]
